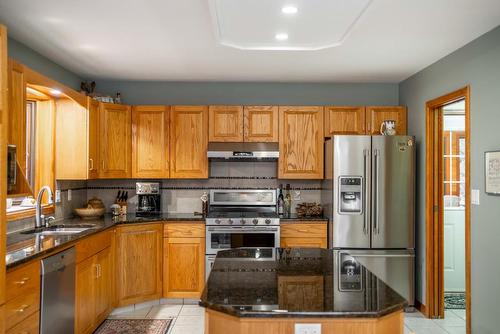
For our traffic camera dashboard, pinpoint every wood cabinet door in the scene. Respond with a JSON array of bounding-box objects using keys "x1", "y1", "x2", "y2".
[
  {"x1": 281, "y1": 237, "x2": 327, "y2": 249},
  {"x1": 132, "y1": 105, "x2": 170, "y2": 178},
  {"x1": 8, "y1": 60, "x2": 26, "y2": 175},
  {"x1": 324, "y1": 106, "x2": 366, "y2": 135},
  {"x1": 99, "y1": 103, "x2": 131, "y2": 178},
  {"x1": 75, "y1": 256, "x2": 97, "y2": 334},
  {"x1": 278, "y1": 106, "x2": 324, "y2": 179},
  {"x1": 94, "y1": 247, "x2": 114, "y2": 324},
  {"x1": 164, "y1": 237, "x2": 205, "y2": 298},
  {"x1": 209, "y1": 105, "x2": 243, "y2": 142},
  {"x1": 55, "y1": 99, "x2": 88, "y2": 180},
  {"x1": 0, "y1": 24, "x2": 6, "y2": 311},
  {"x1": 170, "y1": 105, "x2": 208, "y2": 178},
  {"x1": 243, "y1": 106, "x2": 278, "y2": 142},
  {"x1": 366, "y1": 106, "x2": 407, "y2": 135},
  {"x1": 116, "y1": 224, "x2": 162, "y2": 306},
  {"x1": 88, "y1": 98, "x2": 100, "y2": 179}
]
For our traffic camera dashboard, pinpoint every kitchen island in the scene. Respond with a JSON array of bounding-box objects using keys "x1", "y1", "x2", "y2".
[{"x1": 200, "y1": 248, "x2": 407, "y2": 334}]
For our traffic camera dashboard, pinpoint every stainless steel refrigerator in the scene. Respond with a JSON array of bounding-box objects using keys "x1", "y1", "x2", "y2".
[{"x1": 322, "y1": 135, "x2": 416, "y2": 307}]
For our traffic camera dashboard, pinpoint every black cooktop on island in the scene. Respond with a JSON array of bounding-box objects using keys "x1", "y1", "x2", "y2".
[{"x1": 199, "y1": 248, "x2": 407, "y2": 318}]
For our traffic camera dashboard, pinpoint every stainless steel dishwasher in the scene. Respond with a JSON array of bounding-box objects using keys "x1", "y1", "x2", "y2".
[{"x1": 40, "y1": 247, "x2": 76, "y2": 334}]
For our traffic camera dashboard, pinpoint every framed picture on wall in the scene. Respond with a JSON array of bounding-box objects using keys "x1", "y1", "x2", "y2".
[{"x1": 485, "y1": 151, "x2": 500, "y2": 195}]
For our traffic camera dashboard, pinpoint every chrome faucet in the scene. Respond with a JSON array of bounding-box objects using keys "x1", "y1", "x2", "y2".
[{"x1": 35, "y1": 185, "x2": 54, "y2": 228}]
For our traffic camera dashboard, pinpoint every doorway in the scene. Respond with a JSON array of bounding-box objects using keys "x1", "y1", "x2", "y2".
[{"x1": 425, "y1": 87, "x2": 470, "y2": 334}]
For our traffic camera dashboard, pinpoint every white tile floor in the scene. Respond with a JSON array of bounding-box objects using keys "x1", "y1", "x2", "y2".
[{"x1": 109, "y1": 304, "x2": 466, "y2": 334}]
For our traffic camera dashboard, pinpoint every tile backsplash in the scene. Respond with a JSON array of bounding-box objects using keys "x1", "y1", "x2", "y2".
[{"x1": 7, "y1": 161, "x2": 323, "y2": 233}]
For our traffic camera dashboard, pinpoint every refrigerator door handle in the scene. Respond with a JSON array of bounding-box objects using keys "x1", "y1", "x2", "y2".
[
  {"x1": 373, "y1": 149, "x2": 380, "y2": 234},
  {"x1": 363, "y1": 149, "x2": 369, "y2": 235},
  {"x1": 352, "y1": 254, "x2": 414, "y2": 258}
]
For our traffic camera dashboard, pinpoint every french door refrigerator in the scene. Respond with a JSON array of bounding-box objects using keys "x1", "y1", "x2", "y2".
[{"x1": 322, "y1": 135, "x2": 416, "y2": 307}]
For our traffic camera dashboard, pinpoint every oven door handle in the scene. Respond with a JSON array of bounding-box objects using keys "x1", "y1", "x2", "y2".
[{"x1": 207, "y1": 226, "x2": 279, "y2": 232}]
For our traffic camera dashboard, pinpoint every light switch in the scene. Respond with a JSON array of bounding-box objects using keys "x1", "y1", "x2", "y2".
[
  {"x1": 55, "y1": 190, "x2": 61, "y2": 203},
  {"x1": 68, "y1": 189, "x2": 72, "y2": 201},
  {"x1": 471, "y1": 189, "x2": 480, "y2": 205}
]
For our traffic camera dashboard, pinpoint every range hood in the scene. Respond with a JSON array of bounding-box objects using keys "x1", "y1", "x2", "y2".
[{"x1": 207, "y1": 142, "x2": 279, "y2": 160}]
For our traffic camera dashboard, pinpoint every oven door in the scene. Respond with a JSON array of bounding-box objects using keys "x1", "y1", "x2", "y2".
[{"x1": 206, "y1": 226, "x2": 280, "y2": 255}]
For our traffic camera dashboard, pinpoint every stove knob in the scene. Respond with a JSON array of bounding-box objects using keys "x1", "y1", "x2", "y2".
[
  {"x1": 252, "y1": 219, "x2": 259, "y2": 225},
  {"x1": 265, "y1": 219, "x2": 271, "y2": 225},
  {"x1": 240, "y1": 219, "x2": 246, "y2": 225},
  {"x1": 228, "y1": 219, "x2": 234, "y2": 225},
  {"x1": 215, "y1": 219, "x2": 221, "y2": 225}
]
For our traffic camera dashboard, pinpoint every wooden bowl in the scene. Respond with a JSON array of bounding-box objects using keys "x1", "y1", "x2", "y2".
[{"x1": 74, "y1": 207, "x2": 106, "y2": 219}]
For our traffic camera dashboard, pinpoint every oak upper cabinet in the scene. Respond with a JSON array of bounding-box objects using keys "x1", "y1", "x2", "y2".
[
  {"x1": 7, "y1": 60, "x2": 26, "y2": 175},
  {"x1": 278, "y1": 106, "x2": 324, "y2": 179},
  {"x1": 116, "y1": 224, "x2": 162, "y2": 306},
  {"x1": 163, "y1": 224, "x2": 205, "y2": 298},
  {"x1": 244, "y1": 106, "x2": 279, "y2": 142},
  {"x1": 132, "y1": 106, "x2": 170, "y2": 178},
  {"x1": 87, "y1": 98, "x2": 100, "y2": 179},
  {"x1": 324, "y1": 106, "x2": 366, "y2": 135},
  {"x1": 99, "y1": 103, "x2": 131, "y2": 178},
  {"x1": 209, "y1": 105, "x2": 243, "y2": 142},
  {"x1": 366, "y1": 106, "x2": 407, "y2": 135},
  {"x1": 170, "y1": 105, "x2": 208, "y2": 178}
]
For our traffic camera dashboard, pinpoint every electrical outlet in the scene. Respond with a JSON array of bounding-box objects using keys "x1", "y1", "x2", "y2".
[
  {"x1": 68, "y1": 189, "x2": 72, "y2": 201},
  {"x1": 55, "y1": 190, "x2": 61, "y2": 203},
  {"x1": 293, "y1": 190, "x2": 301, "y2": 201},
  {"x1": 295, "y1": 324, "x2": 321, "y2": 334}
]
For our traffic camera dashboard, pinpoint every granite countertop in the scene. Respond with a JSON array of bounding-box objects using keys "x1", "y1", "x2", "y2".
[
  {"x1": 6, "y1": 213, "x2": 205, "y2": 270},
  {"x1": 200, "y1": 248, "x2": 407, "y2": 318},
  {"x1": 279, "y1": 214, "x2": 328, "y2": 222}
]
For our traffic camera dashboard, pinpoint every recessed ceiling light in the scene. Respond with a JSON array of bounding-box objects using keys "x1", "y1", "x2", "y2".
[
  {"x1": 50, "y1": 89, "x2": 62, "y2": 95},
  {"x1": 282, "y1": 6, "x2": 298, "y2": 14},
  {"x1": 275, "y1": 33, "x2": 289, "y2": 41}
]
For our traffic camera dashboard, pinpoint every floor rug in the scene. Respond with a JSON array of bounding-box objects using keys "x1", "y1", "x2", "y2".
[
  {"x1": 94, "y1": 319, "x2": 172, "y2": 334},
  {"x1": 444, "y1": 292, "x2": 466, "y2": 309}
]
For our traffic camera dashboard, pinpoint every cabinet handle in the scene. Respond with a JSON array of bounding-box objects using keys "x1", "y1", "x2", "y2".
[
  {"x1": 298, "y1": 229, "x2": 309, "y2": 233},
  {"x1": 181, "y1": 231, "x2": 193, "y2": 235},
  {"x1": 14, "y1": 277, "x2": 30, "y2": 285},
  {"x1": 17, "y1": 304, "x2": 29, "y2": 313},
  {"x1": 98, "y1": 264, "x2": 102, "y2": 278},
  {"x1": 102, "y1": 160, "x2": 105, "y2": 170},
  {"x1": 94, "y1": 264, "x2": 99, "y2": 279},
  {"x1": 89, "y1": 158, "x2": 94, "y2": 171}
]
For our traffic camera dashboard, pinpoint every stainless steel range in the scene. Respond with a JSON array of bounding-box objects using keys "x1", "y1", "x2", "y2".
[{"x1": 205, "y1": 189, "x2": 280, "y2": 280}]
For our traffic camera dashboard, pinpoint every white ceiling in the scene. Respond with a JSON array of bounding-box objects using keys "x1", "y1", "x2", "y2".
[{"x1": 0, "y1": 0, "x2": 499, "y2": 82}]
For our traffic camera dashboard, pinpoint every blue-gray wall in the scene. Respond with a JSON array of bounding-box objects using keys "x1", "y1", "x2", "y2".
[
  {"x1": 7, "y1": 38, "x2": 82, "y2": 90},
  {"x1": 400, "y1": 24, "x2": 500, "y2": 334},
  {"x1": 94, "y1": 80, "x2": 399, "y2": 105}
]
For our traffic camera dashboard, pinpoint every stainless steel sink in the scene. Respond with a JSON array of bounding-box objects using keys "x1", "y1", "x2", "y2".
[
  {"x1": 39, "y1": 227, "x2": 92, "y2": 235},
  {"x1": 21, "y1": 224, "x2": 97, "y2": 236}
]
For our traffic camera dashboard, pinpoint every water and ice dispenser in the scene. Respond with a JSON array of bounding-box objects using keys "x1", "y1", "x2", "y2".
[{"x1": 338, "y1": 176, "x2": 363, "y2": 214}]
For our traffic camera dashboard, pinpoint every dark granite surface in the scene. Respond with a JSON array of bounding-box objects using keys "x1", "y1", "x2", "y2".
[
  {"x1": 200, "y1": 248, "x2": 407, "y2": 318},
  {"x1": 6, "y1": 213, "x2": 204, "y2": 269},
  {"x1": 279, "y1": 214, "x2": 328, "y2": 222}
]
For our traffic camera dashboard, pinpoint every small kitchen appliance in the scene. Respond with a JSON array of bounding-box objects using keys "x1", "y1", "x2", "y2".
[
  {"x1": 205, "y1": 189, "x2": 280, "y2": 280},
  {"x1": 136, "y1": 182, "x2": 161, "y2": 216}
]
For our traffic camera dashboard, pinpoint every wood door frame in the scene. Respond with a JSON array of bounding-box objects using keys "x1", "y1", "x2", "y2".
[{"x1": 425, "y1": 86, "x2": 470, "y2": 333}]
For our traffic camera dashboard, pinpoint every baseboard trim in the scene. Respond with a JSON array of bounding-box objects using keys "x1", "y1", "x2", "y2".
[{"x1": 415, "y1": 300, "x2": 428, "y2": 317}]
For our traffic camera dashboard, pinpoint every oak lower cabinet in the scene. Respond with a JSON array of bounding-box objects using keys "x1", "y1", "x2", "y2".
[
  {"x1": 280, "y1": 222, "x2": 328, "y2": 249},
  {"x1": 163, "y1": 223, "x2": 205, "y2": 298},
  {"x1": 278, "y1": 275, "x2": 324, "y2": 312},
  {"x1": 116, "y1": 224, "x2": 163, "y2": 306},
  {"x1": 170, "y1": 105, "x2": 208, "y2": 178},
  {"x1": 366, "y1": 106, "x2": 407, "y2": 135},
  {"x1": 99, "y1": 102, "x2": 132, "y2": 178},
  {"x1": 279, "y1": 106, "x2": 324, "y2": 179},
  {"x1": 324, "y1": 106, "x2": 366, "y2": 135},
  {"x1": 209, "y1": 105, "x2": 243, "y2": 142},
  {"x1": 75, "y1": 246, "x2": 114, "y2": 334},
  {"x1": 132, "y1": 105, "x2": 170, "y2": 178}
]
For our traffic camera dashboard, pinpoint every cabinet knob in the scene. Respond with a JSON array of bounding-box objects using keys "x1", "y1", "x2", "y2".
[
  {"x1": 14, "y1": 277, "x2": 30, "y2": 285},
  {"x1": 17, "y1": 304, "x2": 29, "y2": 313}
]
